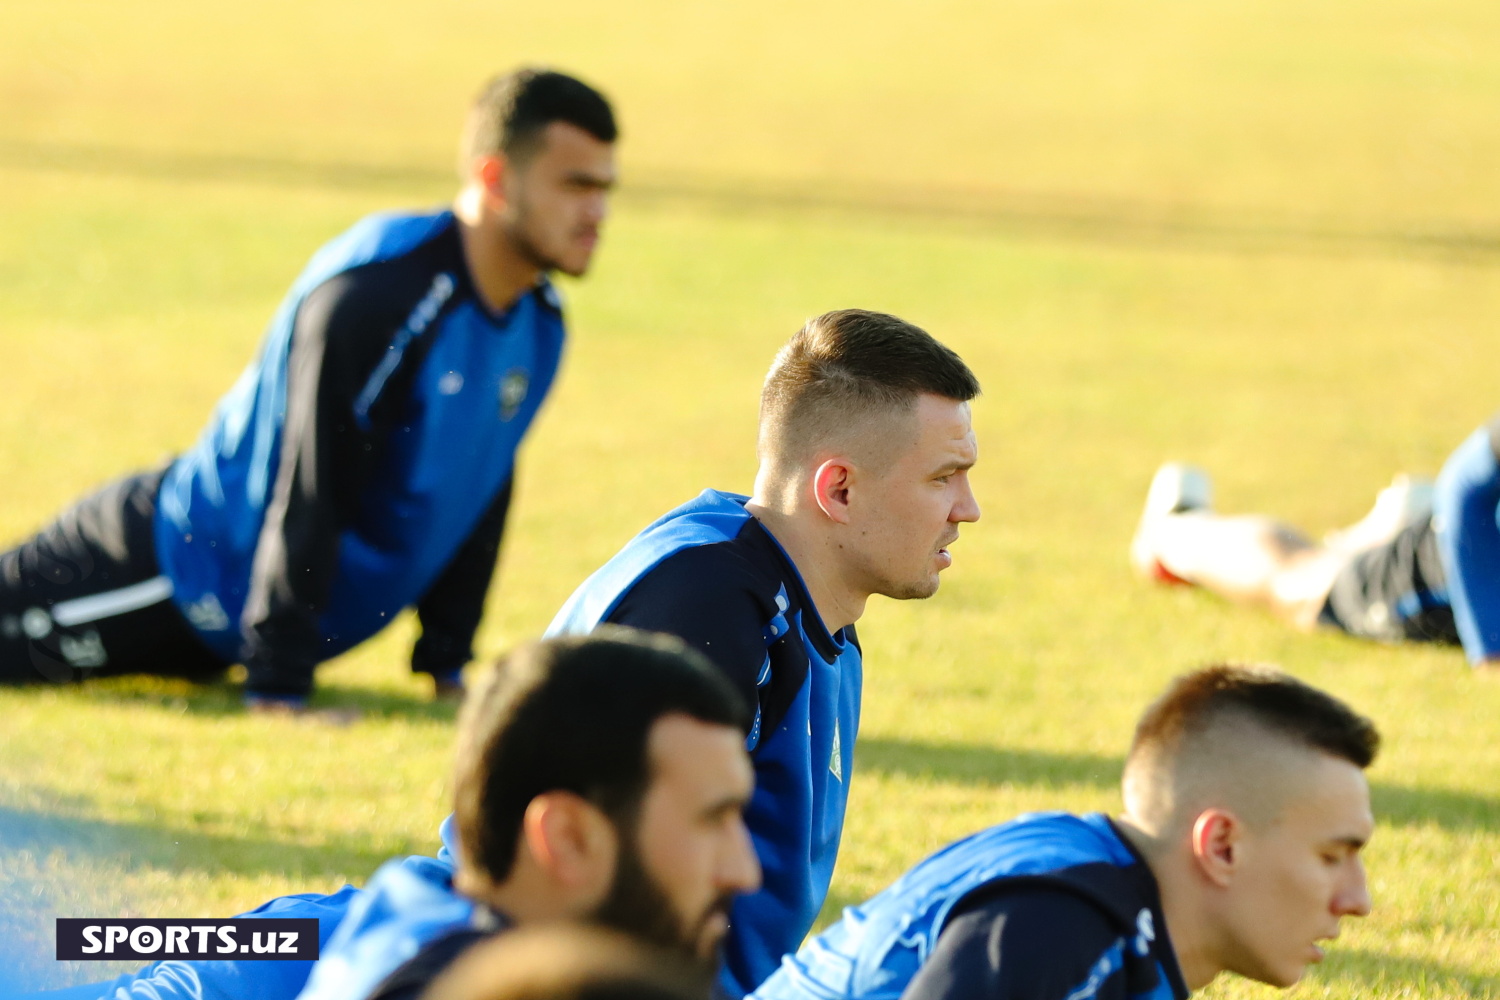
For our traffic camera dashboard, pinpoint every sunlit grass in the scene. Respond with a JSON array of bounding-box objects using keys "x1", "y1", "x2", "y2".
[{"x1": 2, "y1": 1, "x2": 1499, "y2": 996}]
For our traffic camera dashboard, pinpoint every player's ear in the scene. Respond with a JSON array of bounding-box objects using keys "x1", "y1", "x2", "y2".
[
  {"x1": 520, "y1": 791, "x2": 618, "y2": 897},
  {"x1": 812, "y1": 459, "x2": 854, "y2": 524},
  {"x1": 1190, "y1": 808, "x2": 1241, "y2": 888},
  {"x1": 475, "y1": 154, "x2": 510, "y2": 207}
]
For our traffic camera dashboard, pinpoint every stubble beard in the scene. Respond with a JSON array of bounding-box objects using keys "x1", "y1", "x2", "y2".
[{"x1": 504, "y1": 198, "x2": 592, "y2": 278}]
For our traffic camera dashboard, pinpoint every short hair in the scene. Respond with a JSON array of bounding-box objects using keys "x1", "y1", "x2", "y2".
[
  {"x1": 459, "y1": 68, "x2": 618, "y2": 174},
  {"x1": 1128, "y1": 664, "x2": 1381, "y2": 771},
  {"x1": 758, "y1": 309, "x2": 980, "y2": 466},
  {"x1": 422, "y1": 925, "x2": 709, "y2": 1000},
  {"x1": 452, "y1": 629, "x2": 749, "y2": 895}
]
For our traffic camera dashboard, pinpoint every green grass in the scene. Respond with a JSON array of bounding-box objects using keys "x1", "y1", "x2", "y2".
[{"x1": 3, "y1": 1, "x2": 1500, "y2": 995}]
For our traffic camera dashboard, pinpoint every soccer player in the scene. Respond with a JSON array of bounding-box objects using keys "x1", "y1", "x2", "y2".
[
  {"x1": 752, "y1": 664, "x2": 1378, "y2": 1000},
  {"x1": 50, "y1": 309, "x2": 981, "y2": 1000},
  {"x1": 1130, "y1": 412, "x2": 1500, "y2": 666},
  {"x1": 546, "y1": 308, "x2": 981, "y2": 997},
  {"x1": 299, "y1": 630, "x2": 760, "y2": 1000},
  {"x1": 0, "y1": 68, "x2": 617, "y2": 708}
]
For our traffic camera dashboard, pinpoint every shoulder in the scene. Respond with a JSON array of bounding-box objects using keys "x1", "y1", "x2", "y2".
[
  {"x1": 622, "y1": 527, "x2": 781, "y2": 608},
  {"x1": 365, "y1": 927, "x2": 493, "y2": 1000},
  {"x1": 297, "y1": 215, "x2": 464, "y2": 350},
  {"x1": 607, "y1": 526, "x2": 782, "y2": 666},
  {"x1": 907, "y1": 888, "x2": 1129, "y2": 1000},
  {"x1": 313, "y1": 209, "x2": 458, "y2": 277}
]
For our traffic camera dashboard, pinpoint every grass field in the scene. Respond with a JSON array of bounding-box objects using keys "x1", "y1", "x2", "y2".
[{"x1": 2, "y1": 1, "x2": 1499, "y2": 995}]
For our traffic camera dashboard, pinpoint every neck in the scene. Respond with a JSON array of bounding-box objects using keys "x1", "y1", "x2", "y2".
[
  {"x1": 453, "y1": 186, "x2": 541, "y2": 314},
  {"x1": 480, "y1": 870, "x2": 583, "y2": 928},
  {"x1": 1113, "y1": 815, "x2": 1220, "y2": 991},
  {"x1": 744, "y1": 494, "x2": 865, "y2": 635}
]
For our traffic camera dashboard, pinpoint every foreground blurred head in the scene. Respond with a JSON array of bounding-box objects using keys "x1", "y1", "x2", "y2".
[
  {"x1": 423, "y1": 925, "x2": 710, "y2": 1000},
  {"x1": 458, "y1": 68, "x2": 618, "y2": 277},
  {"x1": 750, "y1": 310, "x2": 982, "y2": 625},
  {"x1": 1120, "y1": 665, "x2": 1380, "y2": 990},
  {"x1": 453, "y1": 630, "x2": 760, "y2": 967}
]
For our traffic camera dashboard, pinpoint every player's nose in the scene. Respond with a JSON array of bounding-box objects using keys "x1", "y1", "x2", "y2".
[
  {"x1": 952, "y1": 476, "x2": 981, "y2": 524},
  {"x1": 721, "y1": 818, "x2": 762, "y2": 894},
  {"x1": 1335, "y1": 860, "x2": 1373, "y2": 918},
  {"x1": 584, "y1": 189, "x2": 609, "y2": 224}
]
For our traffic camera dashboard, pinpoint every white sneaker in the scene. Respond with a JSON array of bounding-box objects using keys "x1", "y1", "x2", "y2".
[
  {"x1": 1323, "y1": 474, "x2": 1434, "y2": 554},
  {"x1": 1130, "y1": 463, "x2": 1213, "y2": 582}
]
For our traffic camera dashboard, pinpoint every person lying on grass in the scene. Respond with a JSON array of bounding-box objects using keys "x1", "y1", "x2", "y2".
[{"x1": 1132, "y1": 410, "x2": 1500, "y2": 669}]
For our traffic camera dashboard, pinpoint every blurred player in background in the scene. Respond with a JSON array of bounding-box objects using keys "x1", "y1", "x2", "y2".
[
  {"x1": 0, "y1": 68, "x2": 617, "y2": 710},
  {"x1": 753, "y1": 665, "x2": 1377, "y2": 1000},
  {"x1": 1131, "y1": 412, "x2": 1500, "y2": 667}
]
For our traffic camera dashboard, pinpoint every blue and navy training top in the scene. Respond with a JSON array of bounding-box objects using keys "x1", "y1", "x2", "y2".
[
  {"x1": 152, "y1": 209, "x2": 565, "y2": 697},
  {"x1": 751, "y1": 812, "x2": 1187, "y2": 1000},
  {"x1": 549, "y1": 489, "x2": 863, "y2": 999}
]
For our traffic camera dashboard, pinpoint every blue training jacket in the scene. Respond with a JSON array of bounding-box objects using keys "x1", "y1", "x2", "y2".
[
  {"x1": 153, "y1": 209, "x2": 564, "y2": 688},
  {"x1": 548, "y1": 489, "x2": 864, "y2": 998},
  {"x1": 751, "y1": 813, "x2": 1182, "y2": 1000}
]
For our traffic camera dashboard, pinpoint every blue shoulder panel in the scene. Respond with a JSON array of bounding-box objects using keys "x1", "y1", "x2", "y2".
[
  {"x1": 753, "y1": 813, "x2": 1138, "y2": 1000},
  {"x1": 546, "y1": 490, "x2": 754, "y2": 636}
]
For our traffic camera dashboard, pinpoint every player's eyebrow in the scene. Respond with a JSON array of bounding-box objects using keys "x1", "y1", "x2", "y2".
[
  {"x1": 564, "y1": 169, "x2": 615, "y2": 189},
  {"x1": 1330, "y1": 834, "x2": 1369, "y2": 851},
  {"x1": 701, "y1": 791, "x2": 752, "y2": 821},
  {"x1": 930, "y1": 458, "x2": 976, "y2": 476}
]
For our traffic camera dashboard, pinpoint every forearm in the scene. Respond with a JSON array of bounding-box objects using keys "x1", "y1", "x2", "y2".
[{"x1": 412, "y1": 478, "x2": 512, "y2": 678}]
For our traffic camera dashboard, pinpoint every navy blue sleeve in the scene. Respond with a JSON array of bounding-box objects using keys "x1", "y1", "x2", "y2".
[
  {"x1": 1434, "y1": 420, "x2": 1500, "y2": 663},
  {"x1": 604, "y1": 543, "x2": 771, "y2": 716},
  {"x1": 902, "y1": 890, "x2": 1130, "y2": 1000},
  {"x1": 412, "y1": 476, "x2": 513, "y2": 679},
  {"x1": 240, "y1": 260, "x2": 448, "y2": 699}
]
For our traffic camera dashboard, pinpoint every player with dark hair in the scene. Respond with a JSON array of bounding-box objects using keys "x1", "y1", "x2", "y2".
[
  {"x1": 0, "y1": 68, "x2": 617, "y2": 709},
  {"x1": 294, "y1": 629, "x2": 759, "y2": 1000},
  {"x1": 1130, "y1": 412, "x2": 1500, "y2": 667},
  {"x1": 752, "y1": 664, "x2": 1378, "y2": 1000},
  {"x1": 419, "y1": 926, "x2": 711, "y2": 1000},
  {"x1": 53, "y1": 310, "x2": 981, "y2": 1000}
]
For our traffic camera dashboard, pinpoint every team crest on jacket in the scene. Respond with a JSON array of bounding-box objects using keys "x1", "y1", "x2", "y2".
[{"x1": 499, "y1": 369, "x2": 529, "y2": 421}]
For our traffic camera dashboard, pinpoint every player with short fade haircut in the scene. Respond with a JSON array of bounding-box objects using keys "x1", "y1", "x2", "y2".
[
  {"x1": 754, "y1": 664, "x2": 1377, "y2": 1000},
  {"x1": 1122, "y1": 663, "x2": 1380, "y2": 837},
  {"x1": 0, "y1": 67, "x2": 616, "y2": 709},
  {"x1": 758, "y1": 308, "x2": 981, "y2": 478}
]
